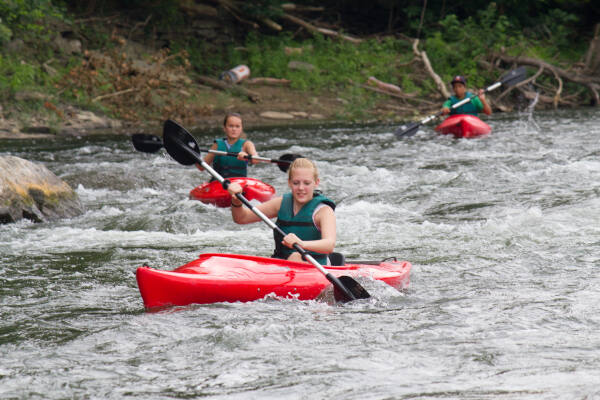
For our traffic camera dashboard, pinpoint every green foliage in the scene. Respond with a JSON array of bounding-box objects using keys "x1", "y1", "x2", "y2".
[
  {"x1": 537, "y1": 8, "x2": 579, "y2": 50},
  {"x1": 423, "y1": 3, "x2": 525, "y2": 87},
  {"x1": 0, "y1": 54, "x2": 40, "y2": 94},
  {"x1": 0, "y1": 0, "x2": 594, "y2": 122},
  {"x1": 0, "y1": 0, "x2": 65, "y2": 44},
  {"x1": 0, "y1": 19, "x2": 12, "y2": 45},
  {"x1": 237, "y1": 32, "x2": 409, "y2": 92}
]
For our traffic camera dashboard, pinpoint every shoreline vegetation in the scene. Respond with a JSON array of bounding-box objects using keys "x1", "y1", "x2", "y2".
[{"x1": 0, "y1": 1, "x2": 599, "y2": 139}]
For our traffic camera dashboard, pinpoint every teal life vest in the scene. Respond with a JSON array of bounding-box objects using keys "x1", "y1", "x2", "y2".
[
  {"x1": 212, "y1": 138, "x2": 248, "y2": 178},
  {"x1": 273, "y1": 192, "x2": 336, "y2": 265},
  {"x1": 444, "y1": 91, "x2": 483, "y2": 116}
]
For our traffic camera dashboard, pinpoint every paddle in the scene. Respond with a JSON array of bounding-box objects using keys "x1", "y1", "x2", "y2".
[
  {"x1": 394, "y1": 66, "x2": 528, "y2": 138},
  {"x1": 162, "y1": 119, "x2": 370, "y2": 303},
  {"x1": 131, "y1": 133, "x2": 302, "y2": 173}
]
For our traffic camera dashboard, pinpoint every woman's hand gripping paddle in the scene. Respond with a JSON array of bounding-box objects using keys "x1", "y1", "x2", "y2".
[
  {"x1": 132, "y1": 133, "x2": 302, "y2": 172},
  {"x1": 394, "y1": 66, "x2": 528, "y2": 138},
  {"x1": 161, "y1": 119, "x2": 370, "y2": 303}
]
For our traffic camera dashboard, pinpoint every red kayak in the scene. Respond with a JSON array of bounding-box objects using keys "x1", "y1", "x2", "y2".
[
  {"x1": 189, "y1": 177, "x2": 275, "y2": 207},
  {"x1": 435, "y1": 114, "x2": 491, "y2": 138},
  {"x1": 136, "y1": 253, "x2": 412, "y2": 308}
]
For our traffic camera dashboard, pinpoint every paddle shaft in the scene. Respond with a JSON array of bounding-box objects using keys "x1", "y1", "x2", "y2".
[
  {"x1": 175, "y1": 137, "x2": 358, "y2": 301},
  {"x1": 206, "y1": 148, "x2": 291, "y2": 165},
  {"x1": 446, "y1": 81, "x2": 501, "y2": 111}
]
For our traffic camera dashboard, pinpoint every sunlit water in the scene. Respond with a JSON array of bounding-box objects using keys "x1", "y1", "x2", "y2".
[{"x1": 1, "y1": 108, "x2": 599, "y2": 399}]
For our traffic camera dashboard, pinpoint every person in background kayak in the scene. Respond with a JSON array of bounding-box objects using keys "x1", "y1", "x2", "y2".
[
  {"x1": 196, "y1": 112, "x2": 259, "y2": 178},
  {"x1": 226, "y1": 158, "x2": 336, "y2": 265},
  {"x1": 441, "y1": 75, "x2": 492, "y2": 116}
]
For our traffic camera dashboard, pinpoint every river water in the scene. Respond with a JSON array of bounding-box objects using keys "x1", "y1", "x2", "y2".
[{"x1": 1, "y1": 108, "x2": 599, "y2": 399}]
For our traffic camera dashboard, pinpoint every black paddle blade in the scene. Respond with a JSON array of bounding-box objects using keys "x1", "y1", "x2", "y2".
[
  {"x1": 162, "y1": 119, "x2": 201, "y2": 166},
  {"x1": 333, "y1": 276, "x2": 371, "y2": 303},
  {"x1": 394, "y1": 121, "x2": 420, "y2": 139},
  {"x1": 276, "y1": 153, "x2": 303, "y2": 172},
  {"x1": 500, "y1": 66, "x2": 527, "y2": 87},
  {"x1": 132, "y1": 133, "x2": 163, "y2": 153}
]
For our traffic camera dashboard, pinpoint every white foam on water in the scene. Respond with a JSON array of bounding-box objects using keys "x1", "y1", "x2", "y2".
[{"x1": 3, "y1": 111, "x2": 600, "y2": 399}]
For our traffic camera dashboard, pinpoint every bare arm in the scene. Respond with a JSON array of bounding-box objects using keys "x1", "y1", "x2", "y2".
[
  {"x1": 229, "y1": 181, "x2": 282, "y2": 224},
  {"x1": 478, "y1": 89, "x2": 492, "y2": 115},
  {"x1": 241, "y1": 140, "x2": 259, "y2": 164}
]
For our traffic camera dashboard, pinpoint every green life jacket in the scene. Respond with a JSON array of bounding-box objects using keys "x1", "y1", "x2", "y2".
[
  {"x1": 273, "y1": 192, "x2": 335, "y2": 265},
  {"x1": 444, "y1": 91, "x2": 483, "y2": 116},
  {"x1": 212, "y1": 138, "x2": 248, "y2": 178}
]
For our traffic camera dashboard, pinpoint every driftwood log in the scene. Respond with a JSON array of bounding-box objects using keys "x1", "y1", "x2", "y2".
[{"x1": 245, "y1": 77, "x2": 291, "y2": 86}]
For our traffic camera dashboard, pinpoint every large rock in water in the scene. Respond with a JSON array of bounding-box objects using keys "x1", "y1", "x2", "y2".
[{"x1": 0, "y1": 156, "x2": 83, "y2": 223}]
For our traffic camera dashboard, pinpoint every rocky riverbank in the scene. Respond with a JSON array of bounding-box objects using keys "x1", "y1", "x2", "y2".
[
  {"x1": 0, "y1": 74, "x2": 394, "y2": 139},
  {"x1": 0, "y1": 29, "x2": 418, "y2": 140}
]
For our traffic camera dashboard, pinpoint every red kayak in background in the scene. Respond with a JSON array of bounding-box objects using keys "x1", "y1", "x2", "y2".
[
  {"x1": 435, "y1": 114, "x2": 491, "y2": 138},
  {"x1": 189, "y1": 177, "x2": 275, "y2": 207},
  {"x1": 136, "y1": 253, "x2": 412, "y2": 308}
]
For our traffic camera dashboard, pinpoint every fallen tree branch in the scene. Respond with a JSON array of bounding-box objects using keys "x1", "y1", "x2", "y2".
[
  {"x1": 92, "y1": 88, "x2": 138, "y2": 102},
  {"x1": 177, "y1": 0, "x2": 218, "y2": 17},
  {"x1": 74, "y1": 14, "x2": 120, "y2": 24},
  {"x1": 517, "y1": 87, "x2": 578, "y2": 107},
  {"x1": 281, "y1": 13, "x2": 362, "y2": 44},
  {"x1": 494, "y1": 53, "x2": 600, "y2": 105},
  {"x1": 366, "y1": 76, "x2": 403, "y2": 95},
  {"x1": 259, "y1": 17, "x2": 282, "y2": 31},
  {"x1": 197, "y1": 75, "x2": 260, "y2": 103},
  {"x1": 496, "y1": 65, "x2": 544, "y2": 103},
  {"x1": 413, "y1": 39, "x2": 450, "y2": 98},
  {"x1": 245, "y1": 77, "x2": 291, "y2": 86},
  {"x1": 353, "y1": 81, "x2": 436, "y2": 106},
  {"x1": 550, "y1": 67, "x2": 563, "y2": 109},
  {"x1": 128, "y1": 14, "x2": 152, "y2": 40},
  {"x1": 218, "y1": 0, "x2": 259, "y2": 29},
  {"x1": 281, "y1": 3, "x2": 325, "y2": 12},
  {"x1": 360, "y1": 84, "x2": 410, "y2": 100}
]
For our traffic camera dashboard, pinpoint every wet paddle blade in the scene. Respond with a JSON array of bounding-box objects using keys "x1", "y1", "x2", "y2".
[
  {"x1": 500, "y1": 66, "x2": 527, "y2": 88},
  {"x1": 394, "y1": 122, "x2": 420, "y2": 139},
  {"x1": 333, "y1": 276, "x2": 371, "y2": 303},
  {"x1": 132, "y1": 133, "x2": 163, "y2": 153},
  {"x1": 276, "y1": 153, "x2": 303, "y2": 172},
  {"x1": 162, "y1": 119, "x2": 201, "y2": 166}
]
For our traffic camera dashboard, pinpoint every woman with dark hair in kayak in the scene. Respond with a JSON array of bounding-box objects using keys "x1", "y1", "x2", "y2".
[
  {"x1": 226, "y1": 158, "x2": 336, "y2": 265},
  {"x1": 196, "y1": 112, "x2": 259, "y2": 178},
  {"x1": 441, "y1": 75, "x2": 492, "y2": 116}
]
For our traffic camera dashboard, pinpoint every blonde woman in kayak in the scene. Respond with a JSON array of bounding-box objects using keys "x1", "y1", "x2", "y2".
[
  {"x1": 442, "y1": 75, "x2": 492, "y2": 116},
  {"x1": 226, "y1": 158, "x2": 336, "y2": 265},
  {"x1": 196, "y1": 112, "x2": 259, "y2": 178}
]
